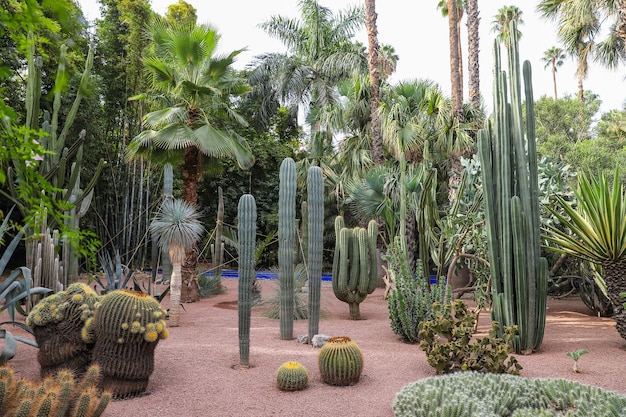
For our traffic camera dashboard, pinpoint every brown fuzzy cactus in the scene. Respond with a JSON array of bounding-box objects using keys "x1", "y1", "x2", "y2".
[{"x1": 88, "y1": 289, "x2": 168, "y2": 398}]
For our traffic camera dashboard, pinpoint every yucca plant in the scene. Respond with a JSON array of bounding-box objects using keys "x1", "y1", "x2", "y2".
[
  {"x1": 150, "y1": 198, "x2": 204, "y2": 327},
  {"x1": 543, "y1": 168, "x2": 626, "y2": 339}
]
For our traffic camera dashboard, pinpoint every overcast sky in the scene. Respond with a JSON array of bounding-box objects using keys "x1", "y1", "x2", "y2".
[{"x1": 78, "y1": 0, "x2": 625, "y2": 115}]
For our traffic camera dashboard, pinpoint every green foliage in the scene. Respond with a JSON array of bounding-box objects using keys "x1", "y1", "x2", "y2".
[
  {"x1": 393, "y1": 372, "x2": 626, "y2": 417},
  {"x1": 318, "y1": 336, "x2": 363, "y2": 386},
  {"x1": 275, "y1": 361, "x2": 308, "y2": 391},
  {"x1": 0, "y1": 363, "x2": 111, "y2": 417},
  {"x1": 418, "y1": 300, "x2": 522, "y2": 375},
  {"x1": 566, "y1": 349, "x2": 588, "y2": 373},
  {"x1": 197, "y1": 275, "x2": 225, "y2": 298},
  {"x1": 385, "y1": 237, "x2": 451, "y2": 343},
  {"x1": 261, "y1": 283, "x2": 309, "y2": 321},
  {"x1": 94, "y1": 249, "x2": 133, "y2": 294}
]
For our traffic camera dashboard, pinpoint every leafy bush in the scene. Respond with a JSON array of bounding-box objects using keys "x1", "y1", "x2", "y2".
[
  {"x1": 385, "y1": 238, "x2": 451, "y2": 343},
  {"x1": 418, "y1": 300, "x2": 521, "y2": 375},
  {"x1": 393, "y1": 371, "x2": 626, "y2": 417},
  {"x1": 198, "y1": 274, "x2": 225, "y2": 298}
]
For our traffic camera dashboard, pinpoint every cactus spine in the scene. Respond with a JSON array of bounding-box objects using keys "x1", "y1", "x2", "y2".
[
  {"x1": 332, "y1": 216, "x2": 378, "y2": 319},
  {"x1": 307, "y1": 167, "x2": 324, "y2": 342},
  {"x1": 278, "y1": 158, "x2": 296, "y2": 340},
  {"x1": 477, "y1": 21, "x2": 548, "y2": 354},
  {"x1": 237, "y1": 194, "x2": 256, "y2": 367},
  {"x1": 318, "y1": 336, "x2": 363, "y2": 386},
  {"x1": 275, "y1": 361, "x2": 309, "y2": 391}
]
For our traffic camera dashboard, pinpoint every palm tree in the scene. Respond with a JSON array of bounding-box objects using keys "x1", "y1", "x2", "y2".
[
  {"x1": 544, "y1": 169, "x2": 626, "y2": 340},
  {"x1": 542, "y1": 46, "x2": 567, "y2": 99},
  {"x1": 365, "y1": 0, "x2": 383, "y2": 164},
  {"x1": 491, "y1": 5, "x2": 524, "y2": 46},
  {"x1": 250, "y1": 0, "x2": 366, "y2": 145},
  {"x1": 466, "y1": 0, "x2": 481, "y2": 110},
  {"x1": 537, "y1": 0, "x2": 599, "y2": 101},
  {"x1": 150, "y1": 198, "x2": 204, "y2": 327},
  {"x1": 127, "y1": 20, "x2": 254, "y2": 301},
  {"x1": 438, "y1": 0, "x2": 464, "y2": 119}
]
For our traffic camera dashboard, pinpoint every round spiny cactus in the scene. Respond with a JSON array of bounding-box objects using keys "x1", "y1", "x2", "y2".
[
  {"x1": 276, "y1": 361, "x2": 309, "y2": 391},
  {"x1": 26, "y1": 283, "x2": 101, "y2": 377},
  {"x1": 91, "y1": 289, "x2": 168, "y2": 398},
  {"x1": 318, "y1": 336, "x2": 363, "y2": 386}
]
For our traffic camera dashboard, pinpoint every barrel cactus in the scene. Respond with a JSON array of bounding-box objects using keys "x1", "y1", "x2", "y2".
[
  {"x1": 318, "y1": 336, "x2": 363, "y2": 386},
  {"x1": 26, "y1": 283, "x2": 100, "y2": 377},
  {"x1": 275, "y1": 361, "x2": 309, "y2": 391},
  {"x1": 87, "y1": 289, "x2": 168, "y2": 398}
]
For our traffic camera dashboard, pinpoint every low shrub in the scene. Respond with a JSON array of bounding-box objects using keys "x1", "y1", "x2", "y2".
[
  {"x1": 418, "y1": 300, "x2": 521, "y2": 375},
  {"x1": 392, "y1": 372, "x2": 626, "y2": 417}
]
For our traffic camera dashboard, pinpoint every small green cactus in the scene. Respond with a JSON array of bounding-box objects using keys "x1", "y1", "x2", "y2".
[
  {"x1": 318, "y1": 336, "x2": 363, "y2": 386},
  {"x1": 566, "y1": 349, "x2": 588, "y2": 373},
  {"x1": 26, "y1": 283, "x2": 101, "y2": 377},
  {"x1": 89, "y1": 290, "x2": 168, "y2": 398},
  {"x1": 276, "y1": 361, "x2": 309, "y2": 391}
]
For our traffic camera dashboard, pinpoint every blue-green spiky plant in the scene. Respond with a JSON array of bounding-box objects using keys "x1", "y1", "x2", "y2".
[
  {"x1": 278, "y1": 158, "x2": 296, "y2": 340},
  {"x1": 237, "y1": 194, "x2": 256, "y2": 367}
]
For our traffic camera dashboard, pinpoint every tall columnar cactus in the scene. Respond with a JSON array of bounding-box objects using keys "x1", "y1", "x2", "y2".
[
  {"x1": 332, "y1": 216, "x2": 378, "y2": 320},
  {"x1": 318, "y1": 336, "x2": 364, "y2": 386},
  {"x1": 86, "y1": 290, "x2": 168, "y2": 398},
  {"x1": 278, "y1": 158, "x2": 297, "y2": 340},
  {"x1": 213, "y1": 186, "x2": 225, "y2": 280},
  {"x1": 307, "y1": 166, "x2": 324, "y2": 342},
  {"x1": 477, "y1": 22, "x2": 548, "y2": 354},
  {"x1": 26, "y1": 283, "x2": 100, "y2": 377},
  {"x1": 237, "y1": 194, "x2": 256, "y2": 368}
]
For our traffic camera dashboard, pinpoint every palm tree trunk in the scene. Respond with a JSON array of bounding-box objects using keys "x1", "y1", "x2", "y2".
[
  {"x1": 181, "y1": 146, "x2": 201, "y2": 302},
  {"x1": 552, "y1": 59, "x2": 558, "y2": 99},
  {"x1": 447, "y1": 0, "x2": 463, "y2": 119},
  {"x1": 365, "y1": 0, "x2": 383, "y2": 165},
  {"x1": 169, "y1": 262, "x2": 182, "y2": 327},
  {"x1": 602, "y1": 259, "x2": 626, "y2": 340},
  {"x1": 466, "y1": 0, "x2": 480, "y2": 110}
]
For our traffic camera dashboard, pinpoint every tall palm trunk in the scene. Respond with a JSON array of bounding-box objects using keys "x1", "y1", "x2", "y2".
[
  {"x1": 551, "y1": 57, "x2": 558, "y2": 99},
  {"x1": 365, "y1": 0, "x2": 383, "y2": 165},
  {"x1": 602, "y1": 259, "x2": 626, "y2": 339},
  {"x1": 447, "y1": 0, "x2": 463, "y2": 118},
  {"x1": 181, "y1": 146, "x2": 201, "y2": 302},
  {"x1": 466, "y1": 0, "x2": 480, "y2": 109}
]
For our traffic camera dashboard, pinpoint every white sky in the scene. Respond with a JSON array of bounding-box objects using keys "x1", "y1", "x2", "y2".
[{"x1": 78, "y1": 0, "x2": 626, "y2": 115}]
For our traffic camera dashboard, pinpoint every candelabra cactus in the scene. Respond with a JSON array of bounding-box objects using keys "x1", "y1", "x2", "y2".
[
  {"x1": 477, "y1": 22, "x2": 548, "y2": 354},
  {"x1": 332, "y1": 216, "x2": 378, "y2": 319},
  {"x1": 278, "y1": 158, "x2": 297, "y2": 340},
  {"x1": 307, "y1": 166, "x2": 324, "y2": 342},
  {"x1": 26, "y1": 283, "x2": 101, "y2": 377},
  {"x1": 87, "y1": 290, "x2": 168, "y2": 398},
  {"x1": 275, "y1": 361, "x2": 309, "y2": 391},
  {"x1": 318, "y1": 336, "x2": 364, "y2": 386},
  {"x1": 237, "y1": 194, "x2": 256, "y2": 368}
]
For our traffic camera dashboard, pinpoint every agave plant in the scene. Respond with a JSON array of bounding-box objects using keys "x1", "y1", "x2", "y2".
[
  {"x1": 150, "y1": 198, "x2": 204, "y2": 327},
  {"x1": 0, "y1": 208, "x2": 52, "y2": 364},
  {"x1": 543, "y1": 168, "x2": 626, "y2": 339}
]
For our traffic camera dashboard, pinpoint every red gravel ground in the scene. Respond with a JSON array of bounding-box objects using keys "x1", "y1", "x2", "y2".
[{"x1": 4, "y1": 277, "x2": 626, "y2": 417}]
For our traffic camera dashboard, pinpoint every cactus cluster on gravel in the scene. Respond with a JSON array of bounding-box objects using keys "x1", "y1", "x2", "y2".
[{"x1": 393, "y1": 371, "x2": 626, "y2": 417}]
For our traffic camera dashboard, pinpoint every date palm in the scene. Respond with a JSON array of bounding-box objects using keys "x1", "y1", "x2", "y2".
[
  {"x1": 491, "y1": 5, "x2": 524, "y2": 46},
  {"x1": 542, "y1": 46, "x2": 567, "y2": 100},
  {"x1": 127, "y1": 20, "x2": 253, "y2": 301},
  {"x1": 543, "y1": 168, "x2": 626, "y2": 339},
  {"x1": 150, "y1": 198, "x2": 204, "y2": 327},
  {"x1": 250, "y1": 0, "x2": 366, "y2": 144}
]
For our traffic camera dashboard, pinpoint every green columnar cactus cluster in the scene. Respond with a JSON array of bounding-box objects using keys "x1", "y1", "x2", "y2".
[
  {"x1": 26, "y1": 283, "x2": 101, "y2": 377},
  {"x1": 307, "y1": 166, "x2": 324, "y2": 342},
  {"x1": 275, "y1": 361, "x2": 309, "y2": 391},
  {"x1": 477, "y1": 22, "x2": 548, "y2": 354},
  {"x1": 85, "y1": 290, "x2": 168, "y2": 398},
  {"x1": 318, "y1": 336, "x2": 364, "y2": 386},
  {"x1": 0, "y1": 364, "x2": 111, "y2": 417},
  {"x1": 332, "y1": 216, "x2": 378, "y2": 320},
  {"x1": 393, "y1": 372, "x2": 626, "y2": 417},
  {"x1": 237, "y1": 194, "x2": 256, "y2": 367},
  {"x1": 278, "y1": 158, "x2": 297, "y2": 340}
]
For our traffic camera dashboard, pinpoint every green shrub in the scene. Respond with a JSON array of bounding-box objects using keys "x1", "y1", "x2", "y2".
[
  {"x1": 198, "y1": 274, "x2": 225, "y2": 298},
  {"x1": 392, "y1": 372, "x2": 626, "y2": 417},
  {"x1": 418, "y1": 300, "x2": 521, "y2": 375},
  {"x1": 385, "y1": 238, "x2": 451, "y2": 343}
]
